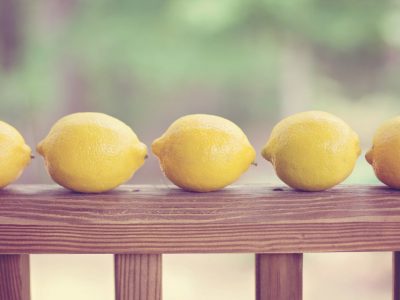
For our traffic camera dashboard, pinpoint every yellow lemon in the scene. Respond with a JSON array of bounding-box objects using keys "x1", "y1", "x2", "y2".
[
  {"x1": 152, "y1": 114, "x2": 256, "y2": 192},
  {"x1": 366, "y1": 116, "x2": 400, "y2": 189},
  {"x1": 262, "y1": 111, "x2": 361, "y2": 191},
  {"x1": 37, "y1": 112, "x2": 147, "y2": 193},
  {"x1": 0, "y1": 121, "x2": 31, "y2": 188}
]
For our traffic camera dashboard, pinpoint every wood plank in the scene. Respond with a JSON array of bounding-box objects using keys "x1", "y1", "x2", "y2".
[
  {"x1": 115, "y1": 254, "x2": 161, "y2": 300},
  {"x1": 394, "y1": 252, "x2": 400, "y2": 300},
  {"x1": 256, "y1": 253, "x2": 302, "y2": 300},
  {"x1": 1, "y1": 185, "x2": 400, "y2": 253},
  {"x1": 0, "y1": 255, "x2": 30, "y2": 300}
]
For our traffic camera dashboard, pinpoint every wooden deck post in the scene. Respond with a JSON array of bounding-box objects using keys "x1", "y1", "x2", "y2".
[
  {"x1": 394, "y1": 252, "x2": 400, "y2": 300},
  {"x1": 115, "y1": 254, "x2": 162, "y2": 300},
  {"x1": 0, "y1": 255, "x2": 30, "y2": 300},
  {"x1": 256, "y1": 253, "x2": 302, "y2": 300}
]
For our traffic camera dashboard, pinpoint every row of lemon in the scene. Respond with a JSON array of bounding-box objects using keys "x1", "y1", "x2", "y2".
[{"x1": 0, "y1": 111, "x2": 395, "y2": 193}]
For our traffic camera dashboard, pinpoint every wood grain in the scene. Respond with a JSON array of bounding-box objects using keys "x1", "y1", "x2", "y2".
[
  {"x1": 256, "y1": 253, "x2": 302, "y2": 300},
  {"x1": 0, "y1": 255, "x2": 30, "y2": 300},
  {"x1": 115, "y1": 254, "x2": 161, "y2": 300},
  {"x1": 1, "y1": 184, "x2": 400, "y2": 253},
  {"x1": 394, "y1": 252, "x2": 400, "y2": 300}
]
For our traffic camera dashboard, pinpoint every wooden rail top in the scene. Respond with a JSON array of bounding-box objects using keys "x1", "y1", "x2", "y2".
[{"x1": 0, "y1": 184, "x2": 400, "y2": 254}]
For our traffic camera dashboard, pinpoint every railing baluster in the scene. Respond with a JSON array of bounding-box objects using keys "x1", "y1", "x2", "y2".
[
  {"x1": 394, "y1": 252, "x2": 400, "y2": 300},
  {"x1": 115, "y1": 254, "x2": 162, "y2": 300},
  {"x1": 256, "y1": 253, "x2": 302, "y2": 300},
  {"x1": 0, "y1": 255, "x2": 30, "y2": 300}
]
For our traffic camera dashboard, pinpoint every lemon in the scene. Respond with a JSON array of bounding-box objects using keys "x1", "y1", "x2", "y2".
[
  {"x1": 0, "y1": 121, "x2": 32, "y2": 188},
  {"x1": 37, "y1": 112, "x2": 147, "y2": 193},
  {"x1": 366, "y1": 116, "x2": 400, "y2": 189},
  {"x1": 262, "y1": 111, "x2": 361, "y2": 191},
  {"x1": 152, "y1": 114, "x2": 256, "y2": 192}
]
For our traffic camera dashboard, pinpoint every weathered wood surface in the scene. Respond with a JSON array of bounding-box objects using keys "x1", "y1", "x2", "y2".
[
  {"x1": 115, "y1": 254, "x2": 161, "y2": 300},
  {"x1": 0, "y1": 255, "x2": 30, "y2": 300},
  {"x1": 1, "y1": 184, "x2": 400, "y2": 254},
  {"x1": 256, "y1": 253, "x2": 302, "y2": 300}
]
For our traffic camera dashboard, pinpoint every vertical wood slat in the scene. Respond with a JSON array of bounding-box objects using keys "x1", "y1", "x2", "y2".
[
  {"x1": 256, "y1": 253, "x2": 302, "y2": 300},
  {"x1": 394, "y1": 252, "x2": 400, "y2": 300},
  {"x1": 0, "y1": 255, "x2": 30, "y2": 300},
  {"x1": 115, "y1": 254, "x2": 162, "y2": 300}
]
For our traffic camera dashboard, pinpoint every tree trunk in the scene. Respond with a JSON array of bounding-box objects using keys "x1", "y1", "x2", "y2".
[
  {"x1": 0, "y1": 0, "x2": 21, "y2": 72},
  {"x1": 279, "y1": 36, "x2": 314, "y2": 116}
]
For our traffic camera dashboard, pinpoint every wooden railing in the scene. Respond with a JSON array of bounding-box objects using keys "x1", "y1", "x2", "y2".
[{"x1": 0, "y1": 184, "x2": 400, "y2": 300}]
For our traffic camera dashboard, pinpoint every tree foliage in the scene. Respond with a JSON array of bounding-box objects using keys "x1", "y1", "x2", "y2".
[{"x1": 0, "y1": 0, "x2": 398, "y2": 119}]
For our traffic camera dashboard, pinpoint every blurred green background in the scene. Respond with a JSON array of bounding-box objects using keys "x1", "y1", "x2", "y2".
[{"x1": 1, "y1": 0, "x2": 399, "y2": 299}]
